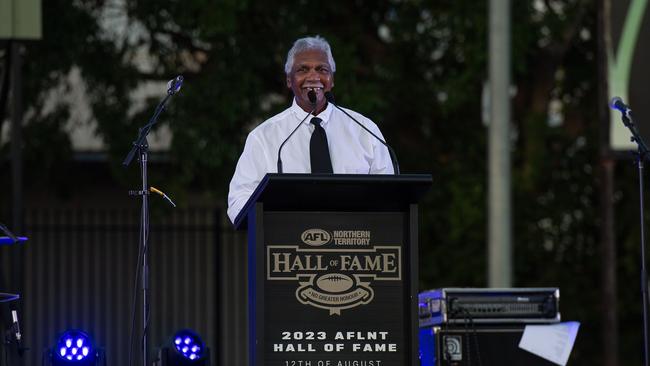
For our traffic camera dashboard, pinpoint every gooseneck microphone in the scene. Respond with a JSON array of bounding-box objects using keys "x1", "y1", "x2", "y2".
[
  {"x1": 325, "y1": 92, "x2": 400, "y2": 174},
  {"x1": 277, "y1": 90, "x2": 317, "y2": 173}
]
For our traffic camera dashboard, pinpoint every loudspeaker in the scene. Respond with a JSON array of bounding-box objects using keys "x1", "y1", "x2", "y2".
[{"x1": 420, "y1": 326, "x2": 556, "y2": 366}]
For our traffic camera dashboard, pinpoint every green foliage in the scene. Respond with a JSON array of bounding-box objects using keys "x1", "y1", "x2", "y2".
[{"x1": 3, "y1": 0, "x2": 645, "y2": 363}]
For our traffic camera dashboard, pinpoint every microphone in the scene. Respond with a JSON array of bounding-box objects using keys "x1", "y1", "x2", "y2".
[
  {"x1": 123, "y1": 75, "x2": 182, "y2": 167},
  {"x1": 277, "y1": 91, "x2": 317, "y2": 173},
  {"x1": 11, "y1": 310, "x2": 24, "y2": 355},
  {"x1": 167, "y1": 75, "x2": 184, "y2": 95},
  {"x1": 610, "y1": 96, "x2": 650, "y2": 155},
  {"x1": 325, "y1": 92, "x2": 400, "y2": 174},
  {"x1": 610, "y1": 97, "x2": 630, "y2": 113}
]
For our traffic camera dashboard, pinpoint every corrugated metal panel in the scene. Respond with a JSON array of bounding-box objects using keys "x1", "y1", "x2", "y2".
[
  {"x1": 0, "y1": 207, "x2": 225, "y2": 365},
  {"x1": 217, "y1": 214, "x2": 248, "y2": 366}
]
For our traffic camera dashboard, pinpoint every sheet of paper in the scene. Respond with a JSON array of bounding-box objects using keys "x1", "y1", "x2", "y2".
[{"x1": 518, "y1": 322, "x2": 580, "y2": 366}]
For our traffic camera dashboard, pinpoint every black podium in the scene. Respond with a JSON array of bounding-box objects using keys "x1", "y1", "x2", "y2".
[{"x1": 234, "y1": 173, "x2": 431, "y2": 366}]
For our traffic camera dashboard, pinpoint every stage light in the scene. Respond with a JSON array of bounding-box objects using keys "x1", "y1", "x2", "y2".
[
  {"x1": 46, "y1": 329, "x2": 104, "y2": 366},
  {"x1": 154, "y1": 329, "x2": 211, "y2": 366}
]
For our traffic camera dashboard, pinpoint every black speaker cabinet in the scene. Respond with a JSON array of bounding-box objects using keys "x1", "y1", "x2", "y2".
[{"x1": 430, "y1": 326, "x2": 556, "y2": 366}]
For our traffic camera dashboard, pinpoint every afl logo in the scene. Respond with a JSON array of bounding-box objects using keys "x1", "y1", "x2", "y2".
[{"x1": 301, "y1": 229, "x2": 331, "y2": 246}]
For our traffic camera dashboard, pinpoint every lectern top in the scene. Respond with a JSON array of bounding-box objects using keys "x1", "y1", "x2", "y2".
[{"x1": 234, "y1": 173, "x2": 432, "y2": 230}]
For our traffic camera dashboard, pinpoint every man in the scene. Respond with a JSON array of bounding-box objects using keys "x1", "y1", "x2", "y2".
[{"x1": 227, "y1": 36, "x2": 394, "y2": 223}]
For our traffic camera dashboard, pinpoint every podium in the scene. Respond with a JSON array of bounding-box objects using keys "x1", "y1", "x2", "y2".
[{"x1": 234, "y1": 173, "x2": 431, "y2": 366}]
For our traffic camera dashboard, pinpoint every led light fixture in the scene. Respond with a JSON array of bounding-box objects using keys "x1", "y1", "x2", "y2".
[
  {"x1": 46, "y1": 329, "x2": 104, "y2": 366},
  {"x1": 154, "y1": 329, "x2": 210, "y2": 366}
]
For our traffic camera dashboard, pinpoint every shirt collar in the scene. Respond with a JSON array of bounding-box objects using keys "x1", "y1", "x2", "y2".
[{"x1": 290, "y1": 97, "x2": 334, "y2": 126}]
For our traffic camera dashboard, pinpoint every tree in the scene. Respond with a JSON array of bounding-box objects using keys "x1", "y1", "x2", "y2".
[{"x1": 1, "y1": 0, "x2": 639, "y2": 363}]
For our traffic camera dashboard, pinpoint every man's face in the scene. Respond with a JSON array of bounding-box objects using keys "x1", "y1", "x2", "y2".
[{"x1": 286, "y1": 49, "x2": 334, "y2": 113}]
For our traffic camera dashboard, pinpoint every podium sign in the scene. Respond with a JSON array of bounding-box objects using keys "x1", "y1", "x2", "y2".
[{"x1": 236, "y1": 174, "x2": 431, "y2": 366}]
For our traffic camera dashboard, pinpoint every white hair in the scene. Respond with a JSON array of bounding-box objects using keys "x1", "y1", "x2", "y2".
[{"x1": 284, "y1": 36, "x2": 336, "y2": 74}]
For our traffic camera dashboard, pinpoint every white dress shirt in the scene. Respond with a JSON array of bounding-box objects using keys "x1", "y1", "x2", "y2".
[{"x1": 227, "y1": 98, "x2": 394, "y2": 223}]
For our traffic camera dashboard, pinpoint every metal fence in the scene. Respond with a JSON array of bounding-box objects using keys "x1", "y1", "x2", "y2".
[{"x1": 0, "y1": 207, "x2": 248, "y2": 366}]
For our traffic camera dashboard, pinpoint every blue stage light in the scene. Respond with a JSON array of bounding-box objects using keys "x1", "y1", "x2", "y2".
[
  {"x1": 153, "y1": 329, "x2": 210, "y2": 366},
  {"x1": 55, "y1": 330, "x2": 93, "y2": 362},
  {"x1": 172, "y1": 329, "x2": 205, "y2": 361},
  {"x1": 47, "y1": 329, "x2": 103, "y2": 366}
]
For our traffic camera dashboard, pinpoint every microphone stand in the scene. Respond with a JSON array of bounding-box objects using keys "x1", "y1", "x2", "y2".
[
  {"x1": 0, "y1": 223, "x2": 19, "y2": 244},
  {"x1": 617, "y1": 109, "x2": 650, "y2": 366},
  {"x1": 122, "y1": 90, "x2": 175, "y2": 366}
]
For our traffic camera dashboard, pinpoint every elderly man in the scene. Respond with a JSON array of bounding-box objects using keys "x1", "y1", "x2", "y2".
[{"x1": 227, "y1": 36, "x2": 394, "y2": 223}]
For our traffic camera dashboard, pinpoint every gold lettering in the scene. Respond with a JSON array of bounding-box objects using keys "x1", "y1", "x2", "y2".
[
  {"x1": 340, "y1": 253, "x2": 398, "y2": 272},
  {"x1": 340, "y1": 255, "x2": 352, "y2": 270},
  {"x1": 273, "y1": 253, "x2": 329, "y2": 273},
  {"x1": 290, "y1": 256, "x2": 305, "y2": 271},
  {"x1": 315, "y1": 255, "x2": 328, "y2": 270},
  {"x1": 272, "y1": 253, "x2": 292, "y2": 273},
  {"x1": 383, "y1": 253, "x2": 397, "y2": 273},
  {"x1": 348, "y1": 256, "x2": 362, "y2": 270},
  {"x1": 364, "y1": 256, "x2": 382, "y2": 271}
]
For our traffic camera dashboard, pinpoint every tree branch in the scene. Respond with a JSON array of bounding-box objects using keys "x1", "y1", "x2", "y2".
[{"x1": 0, "y1": 41, "x2": 12, "y2": 138}]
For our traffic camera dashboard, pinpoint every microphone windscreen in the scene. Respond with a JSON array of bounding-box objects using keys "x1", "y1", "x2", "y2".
[
  {"x1": 325, "y1": 91, "x2": 335, "y2": 104},
  {"x1": 167, "y1": 75, "x2": 184, "y2": 95},
  {"x1": 610, "y1": 96, "x2": 623, "y2": 110}
]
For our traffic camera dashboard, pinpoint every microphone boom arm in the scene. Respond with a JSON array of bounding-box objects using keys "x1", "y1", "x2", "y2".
[
  {"x1": 123, "y1": 75, "x2": 183, "y2": 167},
  {"x1": 122, "y1": 93, "x2": 172, "y2": 167}
]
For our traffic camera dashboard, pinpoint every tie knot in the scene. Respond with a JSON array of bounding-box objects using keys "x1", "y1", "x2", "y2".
[{"x1": 310, "y1": 117, "x2": 323, "y2": 127}]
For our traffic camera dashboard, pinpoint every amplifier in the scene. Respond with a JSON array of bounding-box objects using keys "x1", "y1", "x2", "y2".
[
  {"x1": 419, "y1": 325, "x2": 558, "y2": 366},
  {"x1": 418, "y1": 288, "x2": 560, "y2": 327}
]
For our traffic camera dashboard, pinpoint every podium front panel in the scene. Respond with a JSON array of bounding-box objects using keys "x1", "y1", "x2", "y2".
[{"x1": 255, "y1": 210, "x2": 413, "y2": 366}]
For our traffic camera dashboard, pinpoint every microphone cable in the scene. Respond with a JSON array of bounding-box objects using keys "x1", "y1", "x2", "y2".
[{"x1": 461, "y1": 308, "x2": 483, "y2": 366}]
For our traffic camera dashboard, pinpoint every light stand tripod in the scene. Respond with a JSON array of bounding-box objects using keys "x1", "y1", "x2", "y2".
[{"x1": 123, "y1": 76, "x2": 183, "y2": 366}]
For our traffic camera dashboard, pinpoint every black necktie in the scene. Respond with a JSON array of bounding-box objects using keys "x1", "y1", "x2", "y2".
[{"x1": 309, "y1": 117, "x2": 333, "y2": 173}]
